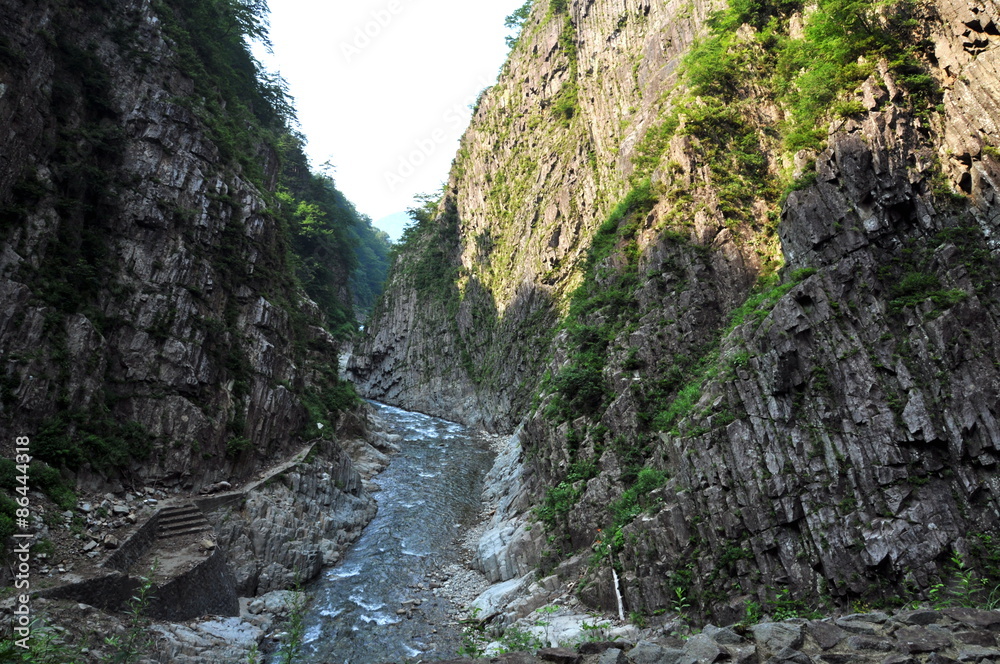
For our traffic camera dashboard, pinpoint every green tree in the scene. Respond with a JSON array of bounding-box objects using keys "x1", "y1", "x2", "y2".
[{"x1": 505, "y1": 1, "x2": 534, "y2": 48}]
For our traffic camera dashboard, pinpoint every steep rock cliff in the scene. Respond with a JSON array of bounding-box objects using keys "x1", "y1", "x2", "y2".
[
  {"x1": 0, "y1": 0, "x2": 358, "y2": 490},
  {"x1": 353, "y1": 0, "x2": 1000, "y2": 618},
  {"x1": 349, "y1": 0, "x2": 724, "y2": 430}
]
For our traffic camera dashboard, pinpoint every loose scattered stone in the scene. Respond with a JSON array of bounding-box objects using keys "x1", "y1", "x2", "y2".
[
  {"x1": 581, "y1": 642, "x2": 629, "y2": 655},
  {"x1": 806, "y1": 620, "x2": 848, "y2": 650},
  {"x1": 896, "y1": 625, "x2": 954, "y2": 654},
  {"x1": 598, "y1": 648, "x2": 627, "y2": 664},
  {"x1": 835, "y1": 616, "x2": 880, "y2": 635},
  {"x1": 702, "y1": 624, "x2": 743, "y2": 645},
  {"x1": 753, "y1": 623, "x2": 804, "y2": 657},
  {"x1": 846, "y1": 635, "x2": 895, "y2": 652},
  {"x1": 956, "y1": 646, "x2": 1000, "y2": 662},
  {"x1": 769, "y1": 646, "x2": 812, "y2": 664},
  {"x1": 883, "y1": 655, "x2": 917, "y2": 664},
  {"x1": 900, "y1": 610, "x2": 944, "y2": 626},
  {"x1": 627, "y1": 640, "x2": 683, "y2": 664},
  {"x1": 955, "y1": 631, "x2": 998, "y2": 647},
  {"x1": 538, "y1": 647, "x2": 582, "y2": 664},
  {"x1": 946, "y1": 609, "x2": 1000, "y2": 630},
  {"x1": 683, "y1": 633, "x2": 723, "y2": 663}
]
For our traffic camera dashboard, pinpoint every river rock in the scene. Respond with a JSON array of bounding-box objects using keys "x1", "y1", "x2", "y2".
[
  {"x1": 598, "y1": 648, "x2": 627, "y2": 664},
  {"x1": 211, "y1": 439, "x2": 377, "y2": 595},
  {"x1": 752, "y1": 623, "x2": 804, "y2": 658},
  {"x1": 151, "y1": 617, "x2": 262, "y2": 664},
  {"x1": 627, "y1": 640, "x2": 685, "y2": 664},
  {"x1": 255, "y1": 590, "x2": 305, "y2": 617}
]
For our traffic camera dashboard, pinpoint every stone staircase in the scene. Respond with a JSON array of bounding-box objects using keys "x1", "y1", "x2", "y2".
[{"x1": 157, "y1": 503, "x2": 212, "y2": 539}]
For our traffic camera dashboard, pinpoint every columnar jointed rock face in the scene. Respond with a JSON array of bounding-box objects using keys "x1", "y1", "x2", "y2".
[
  {"x1": 355, "y1": 0, "x2": 1000, "y2": 618},
  {"x1": 0, "y1": 0, "x2": 349, "y2": 488},
  {"x1": 348, "y1": 0, "x2": 723, "y2": 431},
  {"x1": 210, "y1": 438, "x2": 378, "y2": 596}
]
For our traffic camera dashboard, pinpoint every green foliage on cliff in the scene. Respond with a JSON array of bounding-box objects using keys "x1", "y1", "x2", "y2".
[
  {"x1": 684, "y1": 0, "x2": 936, "y2": 153},
  {"x1": 350, "y1": 220, "x2": 393, "y2": 318},
  {"x1": 609, "y1": 467, "x2": 668, "y2": 526},
  {"x1": 536, "y1": 480, "x2": 583, "y2": 530},
  {"x1": 0, "y1": 0, "x2": 383, "y2": 475},
  {"x1": 157, "y1": 0, "x2": 293, "y2": 177},
  {"x1": 396, "y1": 195, "x2": 462, "y2": 301},
  {"x1": 160, "y1": 0, "x2": 391, "y2": 330},
  {"x1": 32, "y1": 408, "x2": 151, "y2": 474},
  {"x1": 545, "y1": 182, "x2": 657, "y2": 422},
  {"x1": 550, "y1": 15, "x2": 579, "y2": 126},
  {"x1": 633, "y1": 0, "x2": 938, "y2": 211},
  {"x1": 276, "y1": 137, "x2": 358, "y2": 336},
  {"x1": 505, "y1": 1, "x2": 534, "y2": 49}
]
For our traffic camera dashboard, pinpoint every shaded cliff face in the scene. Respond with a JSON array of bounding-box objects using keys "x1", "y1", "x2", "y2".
[
  {"x1": 349, "y1": 0, "x2": 724, "y2": 430},
  {"x1": 0, "y1": 0, "x2": 353, "y2": 489},
  {"x1": 354, "y1": 0, "x2": 1000, "y2": 617}
]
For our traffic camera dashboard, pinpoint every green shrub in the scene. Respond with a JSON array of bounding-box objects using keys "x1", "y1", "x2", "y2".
[
  {"x1": 609, "y1": 467, "x2": 668, "y2": 527},
  {"x1": 889, "y1": 271, "x2": 967, "y2": 311},
  {"x1": 34, "y1": 410, "x2": 150, "y2": 473},
  {"x1": 226, "y1": 436, "x2": 252, "y2": 457},
  {"x1": 536, "y1": 481, "x2": 583, "y2": 529},
  {"x1": 833, "y1": 99, "x2": 866, "y2": 117},
  {"x1": 504, "y1": 1, "x2": 534, "y2": 49},
  {"x1": 30, "y1": 462, "x2": 76, "y2": 510}
]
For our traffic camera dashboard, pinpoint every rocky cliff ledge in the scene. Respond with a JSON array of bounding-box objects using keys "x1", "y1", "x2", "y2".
[{"x1": 18, "y1": 406, "x2": 395, "y2": 663}]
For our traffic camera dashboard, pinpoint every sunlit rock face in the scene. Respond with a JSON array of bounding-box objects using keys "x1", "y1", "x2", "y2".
[{"x1": 352, "y1": 0, "x2": 1000, "y2": 617}]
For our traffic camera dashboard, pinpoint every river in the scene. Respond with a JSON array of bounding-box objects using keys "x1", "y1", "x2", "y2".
[{"x1": 293, "y1": 401, "x2": 495, "y2": 663}]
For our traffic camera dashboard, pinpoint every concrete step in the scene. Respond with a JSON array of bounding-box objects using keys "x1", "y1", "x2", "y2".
[
  {"x1": 159, "y1": 523, "x2": 213, "y2": 539},
  {"x1": 157, "y1": 503, "x2": 212, "y2": 539},
  {"x1": 159, "y1": 510, "x2": 205, "y2": 526}
]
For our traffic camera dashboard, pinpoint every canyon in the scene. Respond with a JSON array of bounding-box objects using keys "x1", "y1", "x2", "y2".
[
  {"x1": 6, "y1": 0, "x2": 1000, "y2": 661},
  {"x1": 351, "y1": 0, "x2": 1000, "y2": 622}
]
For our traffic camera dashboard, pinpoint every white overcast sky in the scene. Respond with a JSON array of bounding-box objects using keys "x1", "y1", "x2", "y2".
[{"x1": 257, "y1": 0, "x2": 526, "y2": 239}]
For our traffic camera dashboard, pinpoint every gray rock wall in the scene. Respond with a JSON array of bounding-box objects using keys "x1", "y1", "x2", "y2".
[
  {"x1": 347, "y1": 0, "x2": 724, "y2": 432},
  {"x1": 354, "y1": 0, "x2": 1000, "y2": 618},
  {"x1": 0, "y1": 0, "x2": 343, "y2": 489},
  {"x1": 210, "y1": 438, "x2": 378, "y2": 595}
]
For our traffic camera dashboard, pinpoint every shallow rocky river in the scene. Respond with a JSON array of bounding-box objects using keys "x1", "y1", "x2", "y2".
[{"x1": 293, "y1": 402, "x2": 495, "y2": 663}]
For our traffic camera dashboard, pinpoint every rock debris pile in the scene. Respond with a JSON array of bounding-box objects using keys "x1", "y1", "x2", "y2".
[{"x1": 437, "y1": 608, "x2": 1000, "y2": 664}]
